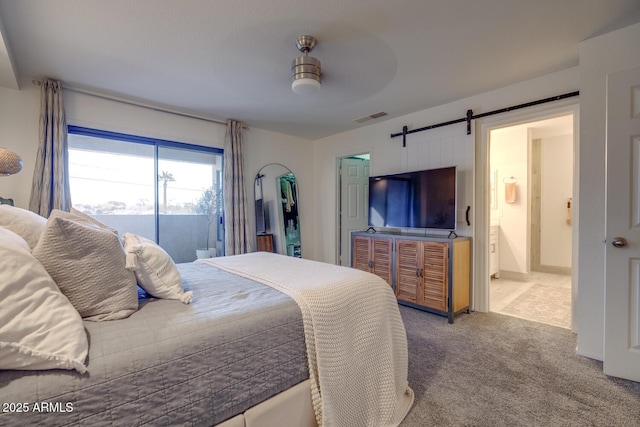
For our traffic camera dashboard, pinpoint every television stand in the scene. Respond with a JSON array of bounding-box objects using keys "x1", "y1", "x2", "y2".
[{"x1": 351, "y1": 231, "x2": 471, "y2": 323}]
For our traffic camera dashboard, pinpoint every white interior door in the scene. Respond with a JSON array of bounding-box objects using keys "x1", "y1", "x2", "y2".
[
  {"x1": 604, "y1": 65, "x2": 640, "y2": 382},
  {"x1": 339, "y1": 157, "x2": 369, "y2": 266}
]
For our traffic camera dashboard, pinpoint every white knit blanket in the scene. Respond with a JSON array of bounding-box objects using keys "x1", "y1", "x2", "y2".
[{"x1": 200, "y1": 252, "x2": 414, "y2": 427}]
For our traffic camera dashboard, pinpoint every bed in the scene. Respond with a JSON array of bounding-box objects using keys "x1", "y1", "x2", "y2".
[{"x1": 0, "y1": 205, "x2": 413, "y2": 426}]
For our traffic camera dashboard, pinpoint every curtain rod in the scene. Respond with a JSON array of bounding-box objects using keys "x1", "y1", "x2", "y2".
[
  {"x1": 390, "y1": 91, "x2": 579, "y2": 147},
  {"x1": 31, "y1": 79, "x2": 234, "y2": 127}
]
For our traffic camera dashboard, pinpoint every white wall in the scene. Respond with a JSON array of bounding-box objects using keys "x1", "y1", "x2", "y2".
[
  {"x1": 311, "y1": 66, "x2": 579, "y2": 265},
  {"x1": 64, "y1": 90, "x2": 226, "y2": 149},
  {"x1": 402, "y1": 126, "x2": 474, "y2": 239},
  {"x1": 489, "y1": 126, "x2": 573, "y2": 276},
  {"x1": 3, "y1": 22, "x2": 638, "y2": 364},
  {"x1": 0, "y1": 79, "x2": 228, "y2": 208},
  {"x1": 0, "y1": 77, "x2": 314, "y2": 256},
  {"x1": 0, "y1": 81, "x2": 40, "y2": 208},
  {"x1": 577, "y1": 22, "x2": 640, "y2": 360},
  {"x1": 243, "y1": 129, "x2": 314, "y2": 258},
  {"x1": 490, "y1": 125, "x2": 529, "y2": 275},
  {"x1": 69, "y1": 88, "x2": 315, "y2": 258}
]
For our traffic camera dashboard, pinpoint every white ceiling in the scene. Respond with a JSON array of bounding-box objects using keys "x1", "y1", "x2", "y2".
[{"x1": 1, "y1": 0, "x2": 639, "y2": 140}]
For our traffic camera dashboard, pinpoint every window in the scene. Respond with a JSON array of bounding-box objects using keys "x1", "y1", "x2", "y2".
[{"x1": 67, "y1": 126, "x2": 223, "y2": 263}]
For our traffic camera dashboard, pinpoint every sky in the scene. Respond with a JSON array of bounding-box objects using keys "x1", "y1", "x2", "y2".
[{"x1": 68, "y1": 149, "x2": 217, "y2": 210}]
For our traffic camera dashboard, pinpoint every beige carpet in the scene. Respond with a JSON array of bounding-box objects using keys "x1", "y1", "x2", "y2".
[
  {"x1": 499, "y1": 283, "x2": 571, "y2": 329},
  {"x1": 398, "y1": 306, "x2": 640, "y2": 427}
]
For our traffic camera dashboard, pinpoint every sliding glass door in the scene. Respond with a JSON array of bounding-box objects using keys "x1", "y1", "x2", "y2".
[
  {"x1": 157, "y1": 146, "x2": 223, "y2": 261},
  {"x1": 68, "y1": 126, "x2": 223, "y2": 262}
]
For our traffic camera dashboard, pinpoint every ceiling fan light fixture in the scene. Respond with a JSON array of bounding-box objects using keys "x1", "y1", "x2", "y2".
[{"x1": 291, "y1": 35, "x2": 321, "y2": 95}]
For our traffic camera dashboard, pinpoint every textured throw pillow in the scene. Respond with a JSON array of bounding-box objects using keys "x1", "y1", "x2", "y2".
[
  {"x1": 0, "y1": 226, "x2": 88, "y2": 373},
  {"x1": 32, "y1": 210, "x2": 138, "y2": 321},
  {"x1": 123, "y1": 232, "x2": 192, "y2": 304},
  {"x1": 70, "y1": 207, "x2": 119, "y2": 235},
  {"x1": 0, "y1": 204, "x2": 46, "y2": 249}
]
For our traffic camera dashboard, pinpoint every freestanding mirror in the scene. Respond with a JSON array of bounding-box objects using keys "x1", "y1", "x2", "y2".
[{"x1": 254, "y1": 163, "x2": 301, "y2": 257}]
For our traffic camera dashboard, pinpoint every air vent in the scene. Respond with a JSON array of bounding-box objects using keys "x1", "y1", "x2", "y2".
[{"x1": 354, "y1": 112, "x2": 388, "y2": 123}]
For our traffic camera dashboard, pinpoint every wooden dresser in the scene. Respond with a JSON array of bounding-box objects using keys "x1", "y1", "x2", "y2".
[{"x1": 352, "y1": 231, "x2": 471, "y2": 323}]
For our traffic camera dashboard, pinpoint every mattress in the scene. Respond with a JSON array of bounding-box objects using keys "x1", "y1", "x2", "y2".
[{"x1": 0, "y1": 262, "x2": 309, "y2": 426}]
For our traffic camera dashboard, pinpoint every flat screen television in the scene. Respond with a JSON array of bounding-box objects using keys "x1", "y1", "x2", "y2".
[{"x1": 368, "y1": 166, "x2": 457, "y2": 230}]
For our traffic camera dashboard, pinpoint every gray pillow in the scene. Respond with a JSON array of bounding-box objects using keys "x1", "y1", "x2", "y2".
[{"x1": 32, "y1": 210, "x2": 138, "y2": 321}]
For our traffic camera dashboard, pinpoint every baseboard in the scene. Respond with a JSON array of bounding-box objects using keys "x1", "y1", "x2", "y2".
[
  {"x1": 497, "y1": 270, "x2": 529, "y2": 282},
  {"x1": 575, "y1": 345, "x2": 603, "y2": 362},
  {"x1": 536, "y1": 265, "x2": 572, "y2": 275}
]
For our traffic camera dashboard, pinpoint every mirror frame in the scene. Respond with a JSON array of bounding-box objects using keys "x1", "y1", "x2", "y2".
[{"x1": 254, "y1": 163, "x2": 301, "y2": 257}]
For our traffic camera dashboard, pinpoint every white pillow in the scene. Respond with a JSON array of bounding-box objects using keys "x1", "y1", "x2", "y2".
[
  {"x1": 32, "y1": 210, "x2": 139, "y2": 321},
  {"x1": 0, "y1": 226, "x2": 88, "y2": 373},
  {"x1": 0, "y1": 204, "x2": 46, "y2": 249},
  {"x1": 123, "y1": 232, "x2": 192, "y2": 304}
]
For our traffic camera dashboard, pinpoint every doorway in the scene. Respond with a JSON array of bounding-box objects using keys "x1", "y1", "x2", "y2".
[
  {"x1": 488, "y1": 114, "x2": 574, "y2": 329},
  {"x1": 337, "y1": 153, "x2": 370, "y2": 266}
]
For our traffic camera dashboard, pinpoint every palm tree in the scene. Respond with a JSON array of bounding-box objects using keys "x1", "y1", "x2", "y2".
[
  {"x1": 158, "y1": 171, "x2": 175, "y2": 210},
  {"x1": 195, "y1": 186, "x2": 222, "y2": 250}
]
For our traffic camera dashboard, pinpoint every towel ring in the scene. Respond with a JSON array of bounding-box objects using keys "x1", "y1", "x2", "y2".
[{"x1": 503, "y1": 176, "x2": 517, "y2": 183}]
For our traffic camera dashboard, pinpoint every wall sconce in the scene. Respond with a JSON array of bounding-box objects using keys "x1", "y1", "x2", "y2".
[{"x1": 0, "y1": 148, "x2": 23, "y2": 176}]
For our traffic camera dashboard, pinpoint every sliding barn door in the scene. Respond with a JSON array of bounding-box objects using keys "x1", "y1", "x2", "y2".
[{"x1": 402, "y1": 125, "x2": 474, "y2": 237}]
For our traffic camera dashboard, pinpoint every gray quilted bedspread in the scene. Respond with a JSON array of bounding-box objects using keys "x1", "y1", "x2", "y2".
[{"x1": 0, "y1": 262, "x2": 309, "y2": 426}]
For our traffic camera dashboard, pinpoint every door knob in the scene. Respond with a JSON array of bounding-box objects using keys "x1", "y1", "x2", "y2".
[{"x1": 611, "y1": 237, "x2": 628, "y2": 248}]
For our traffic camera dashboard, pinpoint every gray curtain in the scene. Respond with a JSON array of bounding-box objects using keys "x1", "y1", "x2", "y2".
[
  {"x1": 29, "y1": 79, "x2": 71, "y2": 216},
  {"x1": 223, "y1": 119, "x2": 254, "y2": 255}
]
